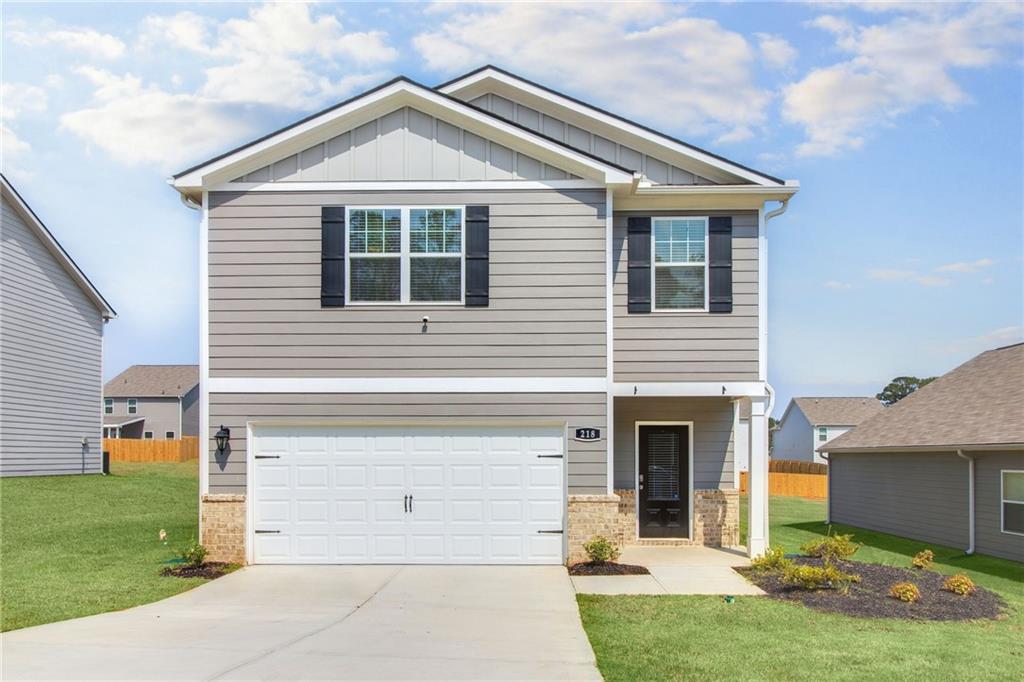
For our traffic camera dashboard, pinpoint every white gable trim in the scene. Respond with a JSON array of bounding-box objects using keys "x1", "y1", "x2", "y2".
[
  {"x1": 209, "y1": 179, "x2": 603, "y2": 193},
  {"x1": 439, "y1": 67, "x2": 786, "y2": 187},
  {"x1": 1, "y1": 175, "x2": 116, "y2": 319},
  {"x1": 172, "y1": 79, "x2": 634, "y2": 194}
]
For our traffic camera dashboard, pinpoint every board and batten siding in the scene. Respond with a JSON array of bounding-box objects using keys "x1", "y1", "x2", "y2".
[
  {"x1": 974, "y1": 452, "x2": 1024, "y2": 563},
  {"x1": 208, "y1": 392, "x2": 608, "y2": 495},
  {"x1": 207, "y1": 189, "x2": 607, "y2": 377},
  {"x1": 1, "y1": 196, "x2": 104, "y2": 476},
  {"x1": 612, "y1": 210, "x2": 759, "y2": 382},
  {"x1": 613, "y1": 397, "x2": 735, "y2": 490},
  {"x1": 829, "y1": 452, "x2": 970, "y2": 549}
]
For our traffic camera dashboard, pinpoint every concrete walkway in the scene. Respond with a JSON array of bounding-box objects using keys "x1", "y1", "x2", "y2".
[
  {"x1": 2, "y1": 566, "x2": 600, "y2": 681},
  {"x1": 571, "y1": 546, "x2": 765, "y2": 596}
]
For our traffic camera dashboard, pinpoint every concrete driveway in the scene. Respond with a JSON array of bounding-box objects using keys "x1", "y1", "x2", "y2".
[{"x1": 2, "y1": 566, "x2": 600, "y2": 681}]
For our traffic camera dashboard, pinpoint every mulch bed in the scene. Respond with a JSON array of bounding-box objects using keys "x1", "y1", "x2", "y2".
[
  {"x1": 740, "y1": 557, "x2": 1006, "y2": 621},
  {"x1": 160, "y1": 562, "x2": 233, "y2": 579},
  {"x1": 569, "y1": 561, "x2": 650, "y2": 576}
]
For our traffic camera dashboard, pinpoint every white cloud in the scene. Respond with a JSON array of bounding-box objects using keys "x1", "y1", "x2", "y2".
[
  {"x1": 1, "y1": 123, "x2": 32, "y2": 163},
  {"x1": 824, "y1": 280, "x2": 853, "y2": 290},
  {"x1": 938, "y1": 325, "x2": 1024, "y2": 355},
  {"x1": 935, "y1": 257, "x2": 996, "y2": 273},
  {"x1": 10, "y1": 25, "x2": 126, "y2": 59},
  {"x1": 756, "y1": 33, "x2": 797, "y2": 70},
  {"x1": 1, "y1": 82, "x2": 47, "y2": 119},
  {"x1": 784, "y1": 4, "x2": 1023, "y2": 156},
  {"x1": 412, "y1": 3, "x2": 770, "y2": 141},
  {"x1": 867, "y1": 268, "x2": 951, "y2": 287}
]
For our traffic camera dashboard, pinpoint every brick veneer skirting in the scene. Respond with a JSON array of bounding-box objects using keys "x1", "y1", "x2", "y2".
[{"x1": 200, "y1": 494, "x2": 246, "y2": 564}]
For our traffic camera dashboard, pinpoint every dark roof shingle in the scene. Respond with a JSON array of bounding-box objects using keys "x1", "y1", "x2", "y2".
[
  {"x1": 791, "y1": 397, "x2": 884, "y2": 427},
  {"x1": 104, "y1": 365, "x2": 198, "y2": 398}
]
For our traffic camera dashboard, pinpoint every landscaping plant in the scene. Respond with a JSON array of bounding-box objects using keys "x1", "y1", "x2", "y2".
[
  {"x1": 911, "y1": 549, "x2": 934, "y2": 569},
  {"x1": 583, "y1": 536, "x2": 620, "y2": 564},
  {"x1": 943, "y1": 574, "x2": 977, "y2": 596},
  {"x1": 782, "y1": 561, "x2": 861, "y2": 594},
  {"x1": 750, "y1": 545, "x2": 792, "y2": 573},
  {"x1": 889, "y1": 581, "x2": 921, "y2": 603},
  {"x1": 178, "y1": 538, "x2": 208, "y2": 568},
  {"x1": 800, "y1": 532, "x2": 861, "y2": 562}
]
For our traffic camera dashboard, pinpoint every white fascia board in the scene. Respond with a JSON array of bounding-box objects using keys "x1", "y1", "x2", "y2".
[
  {"x1": 209, "y1": 377, "x2": 608, "y2": 394},
  {"x1": 613, "y1": 184, "x2": 799, "y2": 211},
  {"x1": 440, "y1": 69, "x2": 783, "y2": 187},
  {"x1": 209, "y1": 179, "x2": 604, "y2": 193},
  {"x1": 614, "y1": 382, "x2": 766, "y2": 398},
  {"x1": 172, "y1": 81, "x2": 632, "y2": 193}
]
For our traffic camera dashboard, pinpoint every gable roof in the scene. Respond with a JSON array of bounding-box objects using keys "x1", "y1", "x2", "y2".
[
  {"x1": 105, "y1": 365, "x2": 199, "y2": 398},
  {"x1": 1, "y1": 175, "x2": 116, "y2": 319},
  {"x1": 171, "y1": 75, "x2": 635, "y2": 196},
  {"x1": 437, "y1": 65, "x2": 787, "y2": 187},
  {"x1": 788, "y1": 397, "x2": 885, "y2": 427},
  {"x1": 824, "y1": 343, "x2": 1024, "y2": 453}
]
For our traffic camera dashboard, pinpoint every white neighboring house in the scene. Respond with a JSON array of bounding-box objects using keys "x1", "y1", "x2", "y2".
[{"x1": 773, "y1": 397, "x2": 884, "y2": 464}]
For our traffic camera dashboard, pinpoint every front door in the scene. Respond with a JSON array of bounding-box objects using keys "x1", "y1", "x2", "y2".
[{"x1": 638, "y1": 424, "x2": 689, "y2": 538}]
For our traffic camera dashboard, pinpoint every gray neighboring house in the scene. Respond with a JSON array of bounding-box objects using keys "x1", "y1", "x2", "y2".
[
  {"x1": 171, "y1": 65, "x2": 799, "y2": 565},
  {"x1": 1, "y1": 175, "x2": 116, "y2": 476},
  {"x1": 103, "y1": 365, "x2": 199, "y2": 440},
  {"x1": 825, "y1": 343, "x2": 1024, "y2": 563},
  {"x1": 773, "y1": 397, "x2": 884, "y2": 463}
]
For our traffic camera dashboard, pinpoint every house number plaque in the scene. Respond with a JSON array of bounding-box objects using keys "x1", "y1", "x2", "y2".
[{"x1": 574, "y1": 428, "x2": 601, "y2": 442}]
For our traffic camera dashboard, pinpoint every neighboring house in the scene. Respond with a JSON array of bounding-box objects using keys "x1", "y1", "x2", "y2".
[
  {"x1": 170, "y1": 66, "x2": 798, "y2": 565},
  {"x1": 773, "y1": 397, "x2": 884, "y2": 464},
  {"x1": 1, "y1": 175, "x2": 116, "y2": 476},
  {"x1": 103, "y1": 365, "x2": 199, "y2": 440},
  {"x1": 825, "y1": 343, "x2": 1024, "y2": 563}
]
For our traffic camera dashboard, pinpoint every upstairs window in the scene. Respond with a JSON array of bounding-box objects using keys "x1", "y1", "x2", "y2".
[
  {"x1": 104, "y1": 398, "x2": 112, "y2": 415},
  {"x1": 127, "y1": 398, "x2": 137, "y2": 415},
  {"x1": 347, "y1": 207, "x2": 464, "y2": 304},
  {"x1": 1003, "y1": 471, "x2": 1024, "y2": 535},
  {"x1": 818, "y1": 427, "x2": 828, "y2": 442},
  {"x1": 653, "y1": 217, "x2": 707, "y2": 311}
]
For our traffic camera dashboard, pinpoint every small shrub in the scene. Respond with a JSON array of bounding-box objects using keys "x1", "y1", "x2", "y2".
[
  {"x1": 783, "y1": 561, "x2": 861, "y2": 593},
  {"x1": 179, "y1": 539, "x2": 208, "y2": 568},
  {"x1": 911, "y1": 549, "x2": 934, "y2": 569},
  {"x1": 583, "y1": 536, "x2": 620, "y2": 564},
  {"x1": 889, "y1": 581, "x2": 921, "y2": 603},
  {"x1": 800, "y1": 533, "x2": 861, "y2": 562},
  {"x1": 751, "y1": 546, "x2": 793, "y2": 573},
  {"x1": 943, "y1": 573, "x2": 976, "y2": 596}
]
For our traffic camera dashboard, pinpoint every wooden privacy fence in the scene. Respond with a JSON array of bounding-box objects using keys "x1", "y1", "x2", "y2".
[
  {"x1": 740, "y1": 460, "x2": 828, "y2": 499},
  {"x1": 103, "y1": 436, "x2": 199, "y2": 463}
]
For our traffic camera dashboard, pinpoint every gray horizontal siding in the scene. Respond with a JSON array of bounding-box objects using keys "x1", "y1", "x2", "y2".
[
  {"x1": 613, "y1": 397, "x2": 735, "y2": 490},
  {"x1": 974, "y1": 453, "x2": 1024, "y2": 562},
  {"x1": 830, "y1": 452, "x2": 970, "y2": 549},
  {"x1": 613, "y1": 210, "x2": 759, "y2": 382},
  {"x1": 208, "y1": 392, "x2": 607, "y2": 495},
  {"x1": 1, "y1": 198, "x2": 104, "y2": 476},
  {"x1": 208, "y1": 189, "x2": 607, "y2": 378}
]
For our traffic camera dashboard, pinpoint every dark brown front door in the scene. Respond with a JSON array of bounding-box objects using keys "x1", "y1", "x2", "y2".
[{"x1": 638, "y1": 424, "x2": 689, "y2": 538}]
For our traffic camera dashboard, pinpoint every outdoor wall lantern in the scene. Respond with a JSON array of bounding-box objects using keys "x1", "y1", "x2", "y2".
[{"x1": 215, "y1": 425, "x2": 231, "y2": 454}]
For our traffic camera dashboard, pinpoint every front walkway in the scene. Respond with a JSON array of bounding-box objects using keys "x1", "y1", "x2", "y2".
[
  {"x1": 570, "y1": 545, "x2": 765, "y2": 596},
  {"x1": 2, "y1": 565, "x2": 600, "y2": 681}
]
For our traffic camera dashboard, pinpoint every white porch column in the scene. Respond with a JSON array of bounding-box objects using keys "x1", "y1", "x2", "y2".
[{"x1": 747, "y1": 395, "x2": 769, "y2": 557}]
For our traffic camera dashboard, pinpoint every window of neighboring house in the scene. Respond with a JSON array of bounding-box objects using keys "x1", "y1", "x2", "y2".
[
  {"x1": 104, "y1": 398, "x2": 112, "y2": 415},
  {"x1": 104, "y1": 427, "x2": 118, "y2": 439},
  {"x1": 144, "y1": 431, "x2": 154, "y2": 439},
  {"x1": 818, "y1": 427, "x2": 828, "y2": 442},
  {"x1": 127, "y1": 398, "x2": 138, "y2": 415},
  {"x1": 1002, "y1": 470, "x2": 1024, "y2": 535},
  {"x1": 165, "y1": 431, "x2": 175, "y2": 439},
  {"x1": 347, "y1": 207, "x2": 464, "y2": 304},
  {"x1": 652, "y1": 217, "x2": 707, "y2": 311}
]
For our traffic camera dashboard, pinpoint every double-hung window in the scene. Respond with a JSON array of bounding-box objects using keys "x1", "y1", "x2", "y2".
[
  {"x1": 1002, "y1": 470, "x2": 1024, "y2": 535},
  {"x1": 818, "y1": 427, "x2": 828, "y2": 442},
  {"x1": 347, "y1": 207, "x2": 464, "y2": 304},
  {"x1": 127, "y1": 398, "x2": 137, "y2": 415},
  {"x1": 653, "y1": 217, "x2": 707, "y2": 311},
  {"x1": 104, "y1": 398, "x2": 112, "y2": 415}
]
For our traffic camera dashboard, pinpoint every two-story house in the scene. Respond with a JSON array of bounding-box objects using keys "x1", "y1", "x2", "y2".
[
  {"x1": 103, "y1": 365, "x2": 199, "y2": 440},
  {"x1": 773, "y1": 397, "x2": 884, "y2": 464},
  {"x1": 171, "y1": 66, "x2": 798, "y2": 565}
]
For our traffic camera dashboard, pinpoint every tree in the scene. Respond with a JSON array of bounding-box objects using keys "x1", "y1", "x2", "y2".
[{"x1": 876, "y1": 376, "x2": 937, "y2": 406}]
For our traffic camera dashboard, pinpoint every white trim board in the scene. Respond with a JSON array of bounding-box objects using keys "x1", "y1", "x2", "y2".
[
  {"x1": 209, "y1": 179, "x2": 603, "y2": 192},
  {"x1": 634, "y1": 421, "x2": 695, "y2": 541},
  {"x1": 208, "y1": 377, "x2": 608, "y2": 394},
  {"x1": 614, "y1": 382, "x2": 766, "y2": 398}
]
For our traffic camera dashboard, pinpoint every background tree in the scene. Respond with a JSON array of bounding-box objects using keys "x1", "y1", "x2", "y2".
[{"x1": 876, "y1": 376, "x2": 937, "y2": 406}]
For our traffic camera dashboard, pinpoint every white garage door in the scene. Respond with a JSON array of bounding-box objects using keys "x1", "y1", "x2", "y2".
[{"x1": 250, "y1": 425, "x2": 566, "y2": 564}]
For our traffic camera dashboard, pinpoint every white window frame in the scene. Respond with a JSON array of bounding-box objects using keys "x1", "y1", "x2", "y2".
[
  {"x1": 344, "y1": 206, "x2": 466, "y2": 306},
  {"x1": 1001, "y1": 469, "x2": 1024, "y2": 537},
  {"x1": 144, "y1": 431, "x2": 154, "y2": 439},
  {"x1": 127, "y1": 398, "x2": 137, "y2": 415},
  {"x1": 818, "y1": 426, "x2": 828, "y2": 442},
  {"x1": 651, "y1": 216, "x2": 709, "y2": 313},
  {"x1": 165, "y1": 431, "x2": 176, "y2": 439},
  {"x1": 104, "y1": 398, "x2": 112, "y2": 415}
]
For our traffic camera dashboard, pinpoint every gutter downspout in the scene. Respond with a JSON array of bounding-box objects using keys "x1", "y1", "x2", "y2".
[
  {"x1": 764, "y1": 198, "x2": 789, "y2": 221},
  {"x1": 819, "y1": 451, "x2": 830, "y2": 524},
  {"x1": 956, "y1": 449, "x2": 976, "y2": 555}
]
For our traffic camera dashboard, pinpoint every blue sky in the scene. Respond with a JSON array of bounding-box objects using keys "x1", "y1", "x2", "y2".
[{"x1": 3, "y1": 1, "x2": 1022, "y2": 416}]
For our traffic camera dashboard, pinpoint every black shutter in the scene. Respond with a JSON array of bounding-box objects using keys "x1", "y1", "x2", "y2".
[
  {"x1": 627, "y1": 216, "x2": 651, "y2": 313},
  {"x1": 321, "y1": 206, "x2": 345, "y2": 307},
  {"x1": 708, "y1": 216, "x2": 733, "y2": 313},
  {"x1": 465, "y1": 205, "x2": 489, "y2": 307}
]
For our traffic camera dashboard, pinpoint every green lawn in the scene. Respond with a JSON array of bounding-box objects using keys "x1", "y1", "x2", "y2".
[
  {"x1": 0, "y1": 461, "x2": 207, "y2": 631},
  {"x1": 579, "y1": 496, "x2": 1024, "y2": 682}
]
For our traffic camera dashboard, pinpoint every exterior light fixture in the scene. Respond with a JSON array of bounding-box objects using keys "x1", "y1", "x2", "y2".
[{"x1": 215, "y1": 425, "x2": 231, "y2": 454}]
